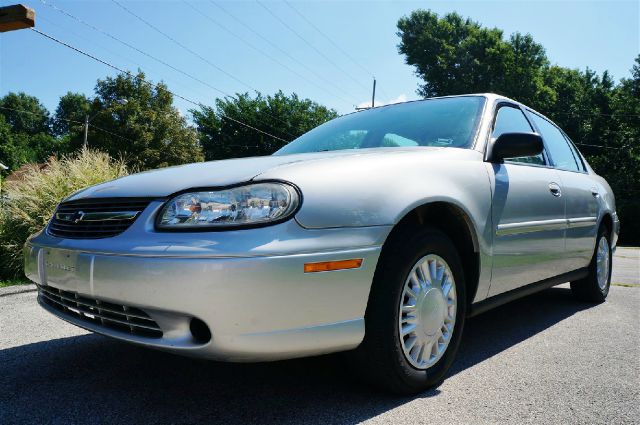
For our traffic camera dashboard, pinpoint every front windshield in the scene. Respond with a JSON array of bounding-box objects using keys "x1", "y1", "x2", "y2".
[{"x1": 275, "y1": 96, "x2": 486, "y2": 155}]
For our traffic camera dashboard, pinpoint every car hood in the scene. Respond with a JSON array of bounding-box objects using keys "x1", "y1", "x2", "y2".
[{"x1": 66, "y1": 147, "x2": 449, "y2": 200}]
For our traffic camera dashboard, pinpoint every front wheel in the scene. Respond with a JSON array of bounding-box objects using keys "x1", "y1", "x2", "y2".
[
  {"x1": 570, "y1": 224, "x2": 612, "y2": 302},
  {"x1": 351, "y1": 226, "x2": 466, "y2": 394}
]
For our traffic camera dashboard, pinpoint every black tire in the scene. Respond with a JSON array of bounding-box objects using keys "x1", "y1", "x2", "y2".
[
  {"x1": 570, "y1": 224, "x2": 612, "y2": 303},
  {"x1": 351, "y1": 226, "x2": 466, "y2": 394}
]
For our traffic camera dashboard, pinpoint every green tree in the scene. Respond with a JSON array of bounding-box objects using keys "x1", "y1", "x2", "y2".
[
  {"x1": 397, "y1": 10, "x2": 552, "y2": 106},
  {"x1": 0, "y1": 115, "x2": 31, "y2": 171},
  {"x1": 590, "y1": 56, "x2": 640, "y2": 242},
  {"x1": 0, "y1": 93, "x2": 64, "y2": 170},
  {"x1": 0, "y1": 92, "x2": 50, "y2": 135},
  {"x1": 191, "y1": 91, "x2": 337, "y2": 160},
  {"x1": 82, "y1": 72, "x2": 203, "y2": 169},
  {"x1": 503, "y1": 33, "x2": 553, "y2": 108},
  {"x1": 53, "y1": 91, "x2": 90, "y2": 137},
  {"x1": 397, "y1": 11, "x2": 512, "y2": 97}
]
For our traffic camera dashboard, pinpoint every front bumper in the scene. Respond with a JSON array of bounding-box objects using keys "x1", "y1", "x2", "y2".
[{"x1": 25, "y1": 202, "x2": 388, "y2": 361}]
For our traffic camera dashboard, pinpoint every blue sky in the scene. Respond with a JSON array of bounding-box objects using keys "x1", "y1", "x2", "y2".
[{"x1": 1, "y1": 0, "x2": 638, "y2": 116}]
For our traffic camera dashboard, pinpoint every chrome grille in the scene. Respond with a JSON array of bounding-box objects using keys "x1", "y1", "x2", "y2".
[
  {"x1": 48, "y1": 198, "x2": 151, "y2": 239},
  {"x1": 37, "y1": 285, "x2": 163, "y2": 338}
]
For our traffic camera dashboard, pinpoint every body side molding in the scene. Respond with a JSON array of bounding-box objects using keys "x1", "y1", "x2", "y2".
[{"x1": 496, "y1": 217, "x2": 597, "y2": 236}]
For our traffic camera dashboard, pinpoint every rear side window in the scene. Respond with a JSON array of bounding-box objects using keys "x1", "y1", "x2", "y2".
[
  {"x1": 563, "y1": 134, "x2": 586, "y2": 172},
  {"x1": 492, "y1": 106, "x2": 544, "y2": 165},
  {"x1": 528, "y1": 113, "x2": 580, "y2": 172}
]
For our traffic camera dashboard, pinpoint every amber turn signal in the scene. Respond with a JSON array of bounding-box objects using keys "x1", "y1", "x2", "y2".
[{"x1": 304, "y1": 259, "x2": 363, "y2": 273}]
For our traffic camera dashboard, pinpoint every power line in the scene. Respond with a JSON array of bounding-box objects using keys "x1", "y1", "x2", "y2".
[
  {"x1": 283, "y1": 1, "x2": 369, "y2": 76},
  {"x1": 575, "y1": 143, "x2": 629, "y2": 150},
  {"x1": 208, "y1": 0, "x2": 359, "y2": 105},
  {"x1": 110, "y1": 0, "x2": 261, "y2": 94},
  {"x1": 554, "y1": 111, "x2": 640, "y2": 118},
  {"x1": 37, "y1": 13, "x2": 148, "y2": 76},
  {"x1": 109, "y1": 0, "x2": 303, "y2": 137},
  {"x1": 0, "y1": 105, "x2": 136, "y2": 144},
  {"x1": 29, "y1": 27, "x2": 289, "y2": 143},
  {"x1": 39, "y1": 0, "x2": 297, "y2": 139},
  {"x1": 256, "y1": 0, "x2": 371, "y2": 95},
  {"x1": 183, "y1": 0, "x2": 356, "y2": 107},
  {"x1": 40, "y1": 0, "x2": 227, "y2": 97},
  {"x1": 283, "y1": 0, "x2": 391, "y2": 99}
]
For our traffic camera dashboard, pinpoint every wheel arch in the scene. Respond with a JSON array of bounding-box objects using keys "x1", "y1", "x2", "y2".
[
  {"x1": 381, "y1": 201, "x2": 481, "y2": 308},
  {"x1": 599, "y1": 212, "x2": 613, "y2": 236},
  {"x1": 599, "y1": 212, "x2": 615, "y2": 246}
]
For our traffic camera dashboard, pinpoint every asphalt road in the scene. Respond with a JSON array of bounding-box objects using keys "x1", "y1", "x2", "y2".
[
  {"x1": 1, "y1": 251, "x2": 638, "y2": 424},
  {"x1": 612, "y1": 247, "x2": 640, "y2": 286}
]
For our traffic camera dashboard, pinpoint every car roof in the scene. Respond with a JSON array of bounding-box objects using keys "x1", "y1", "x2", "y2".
[
  {"x1": 345, "y1": 93, "x2": 563, "y2": 139},
  {"x1": 353, "y1": 93, "x2": 513, "y2": 112},
  {"x1": 364, "y1": 93, "x2": 556, "y2": 123}
]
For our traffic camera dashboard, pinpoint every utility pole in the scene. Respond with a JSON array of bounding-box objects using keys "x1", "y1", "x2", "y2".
[
  {"x1": 371, "y1": 78, "x2": 376, "y2": 108},
  {"x1": 83, "y1": 114, "x2": 89, "y2": 149},
  {"x1": 0, "y1": 4, "x2": 35, "y2": 32},
  {"x1": 82, "y1": 99, "x2": 127, "y2": 149},
  {"x1": 356, "y1": 78, "x2": 378, "y2": 111}
]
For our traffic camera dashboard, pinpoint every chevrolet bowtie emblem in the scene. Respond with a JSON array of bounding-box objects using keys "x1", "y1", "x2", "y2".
[{"x1": 72, "y1": 211, "x2": 86, "y2": 223}]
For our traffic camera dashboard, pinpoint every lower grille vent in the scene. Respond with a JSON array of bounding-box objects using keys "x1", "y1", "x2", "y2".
[{"x1": 38, "y1": 285, "x2": 162, "y2": 338}]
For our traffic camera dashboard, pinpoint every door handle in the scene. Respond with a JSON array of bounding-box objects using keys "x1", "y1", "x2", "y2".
[
  {"x1": 591, "y1": 187, "x2": 600, "y2": 197},
  {"x1": 548, "y1": 182, "x2": 562, "y2": 197}
]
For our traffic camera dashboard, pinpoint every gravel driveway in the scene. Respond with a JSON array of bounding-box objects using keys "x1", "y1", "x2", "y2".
[{"x1": 1, "y1": 251, "x2": 638, "y2": 424}]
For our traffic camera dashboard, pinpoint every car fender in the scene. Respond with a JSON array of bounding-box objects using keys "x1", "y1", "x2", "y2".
[{"x1": 256, "y1": 149, "x2": 494, "y2": 303}]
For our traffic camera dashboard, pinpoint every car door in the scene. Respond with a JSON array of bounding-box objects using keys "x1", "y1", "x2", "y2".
[
  {"x1": 487, "y1": 104, "x2": 567, "y2": 296},
  {"x1": 527, "y1": 111, "x2": 599, "y2": 272}
]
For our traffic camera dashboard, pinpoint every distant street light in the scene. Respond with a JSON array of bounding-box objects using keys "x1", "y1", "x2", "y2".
[{"x1": 83, "y1": 98, "x2": 128, "y2": 149}]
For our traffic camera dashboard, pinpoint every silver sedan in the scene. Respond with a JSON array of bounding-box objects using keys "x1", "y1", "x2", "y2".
[{"x1": 24, "y1": 94, "x2": 619, "y2": 393}]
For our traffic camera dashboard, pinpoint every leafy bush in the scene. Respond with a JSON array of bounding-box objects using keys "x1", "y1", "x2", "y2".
[
  {"x1": 617, "y1": 198, "x2": 640, "y2": 246},
  {"x1": 0, "y1": 149, "x2": 128, "y2": 279}
]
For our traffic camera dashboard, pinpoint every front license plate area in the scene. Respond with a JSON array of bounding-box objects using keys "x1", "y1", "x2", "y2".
[{"x1": 42, "y1": 248, "x2": 84, "y2": 290}]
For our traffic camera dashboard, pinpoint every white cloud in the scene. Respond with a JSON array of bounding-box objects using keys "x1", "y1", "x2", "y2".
[
  {"x1": 357, "y1": 93, "x2": 407, "y2": 109},
  {"x1": 386, "y1": 94, "x2": 408, "y2": 104}
]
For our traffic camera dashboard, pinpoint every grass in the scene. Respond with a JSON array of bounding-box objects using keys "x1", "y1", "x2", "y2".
[
  {"x1": 611, "y1": 282, "x2": 640, "y2": 288},
  {"x1": 0, "y1": 149, "x2": 128, "y2": 278},
  {"x1": 0, "y1": 279, "x2": 31, "y2": 288}
]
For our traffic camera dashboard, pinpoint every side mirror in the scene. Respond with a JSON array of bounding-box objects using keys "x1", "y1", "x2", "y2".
[{"x1": 487, "y1": 132, "x2": 544, "y2": 162}]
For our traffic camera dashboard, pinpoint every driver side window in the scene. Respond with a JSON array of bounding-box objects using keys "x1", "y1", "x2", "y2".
[{"x1": 492, "y1": 106, "x2": 545, "y2": 165}]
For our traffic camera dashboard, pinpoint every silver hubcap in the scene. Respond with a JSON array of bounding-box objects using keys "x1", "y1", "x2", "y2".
[
  {"x1": 596, "y1": 236, "x2": 610, "y2": 290},
  {"x1": 398, "y1": 254, "x2": 457, "y2": 370}
]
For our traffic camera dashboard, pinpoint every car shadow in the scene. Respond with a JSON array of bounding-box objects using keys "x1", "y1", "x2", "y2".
[{"x1": 0, "y1": 286, "x2": 593, "y2": 424}]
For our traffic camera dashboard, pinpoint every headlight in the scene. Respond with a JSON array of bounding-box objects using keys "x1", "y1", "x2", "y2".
[{"x1": 156, "y1": 182, "x2": 300, "y2": 230}]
